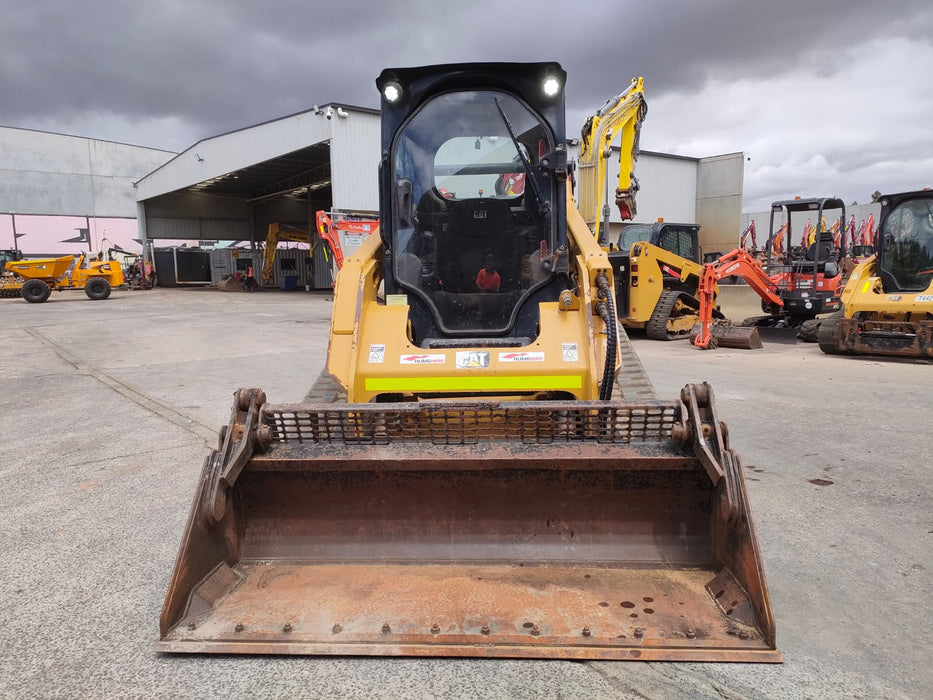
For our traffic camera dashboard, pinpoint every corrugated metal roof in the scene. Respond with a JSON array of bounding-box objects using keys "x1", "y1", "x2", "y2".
[{"x1": 134, "y1": 104, "x2": 377, "y2": 203}]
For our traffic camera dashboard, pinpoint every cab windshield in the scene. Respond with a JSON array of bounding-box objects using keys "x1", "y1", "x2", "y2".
[
  {"x1": 392, "y1": 90, "x2": 554, "y2": 335},
  {"x1": 880, "y1": 198, "x2": 933, "y2": 291},
  {"x1": 617, "y1": 225, "x2": 651, "y2": 252}
]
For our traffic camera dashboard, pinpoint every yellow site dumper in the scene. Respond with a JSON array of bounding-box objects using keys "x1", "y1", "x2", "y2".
[
  {"x1": 3, "y1": 253, "x2": 123, "y2": 302},
  {"x1": 157, "y1": 62, "x2": 780, "y2": 662}
]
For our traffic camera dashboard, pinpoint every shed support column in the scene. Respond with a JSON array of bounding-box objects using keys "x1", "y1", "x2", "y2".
[{"x1": 136, "y1": 201, "x2": 151, "y2": 285}]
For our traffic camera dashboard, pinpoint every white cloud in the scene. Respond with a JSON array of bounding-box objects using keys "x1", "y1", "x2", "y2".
[{"x1": 639, "y1": 36, "x2": 933, "y2": 211}]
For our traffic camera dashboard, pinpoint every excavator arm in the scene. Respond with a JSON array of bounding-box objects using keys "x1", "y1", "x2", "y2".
[
  {"x1": 315, "y1": 211, "x2": 379, "y2": 277},
  {"x1": 693, "y1": 249, "x2": 783, "y2": 349},
  {"x1": 261, "y1": 223, "x2": 315, "y2": 285},
  {"x1": 577, "y1": 77, "x2": 647, "y2": 242},
  {"x1": 314, "y1": 211, "x2": 343, "y2": 270}
]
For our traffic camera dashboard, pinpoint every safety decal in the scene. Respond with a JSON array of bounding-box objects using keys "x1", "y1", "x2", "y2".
[
  {"x1": 400, "y1": 354, "x2": 445, "y2": 365},
  {"x1": 456, "y1": 351, "x2": 490, "y2": 368},
  {"x1": 562, "y1": 343, "x2": 579, "y2": 362},
  {"x1": 499, "y1": 351, "x2": 545, "y2": 363},
  {"x1": 368, "y1": 344, "x2": 385, "y2": 363}
]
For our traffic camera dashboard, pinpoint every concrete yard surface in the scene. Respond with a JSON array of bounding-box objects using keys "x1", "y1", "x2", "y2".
[{"x1": 0, "y1": 287, "x2": 929, "y2": 699}]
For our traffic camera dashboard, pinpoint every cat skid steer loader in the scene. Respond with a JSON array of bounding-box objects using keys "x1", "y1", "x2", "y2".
[
  {"x1": 157, "y1": 63, "x2": 780, "y2": 662},
  {"x1": 819, "y1": 189, "x2": 933, "y2": 357}
]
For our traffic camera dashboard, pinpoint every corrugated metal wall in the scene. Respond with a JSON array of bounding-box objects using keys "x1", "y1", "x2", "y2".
[
  {"x1": 632, "y1": 154, "x2": 698, "y2": 224},
  {"x1": 0, "y1": 126, "x2": 173, "y2": 217},
  {"x1": 330, "y1": 112, "x2": 381, "y2": 214},
  {"x1": 565, "y1": 143, "x2": 700, "y2": 227},
  {"x1": 695, "y1": 153, "x2": 744, "y2": 256},
  {"x1": 147, "y1": 217, "x2": 251, "y2": 241}
]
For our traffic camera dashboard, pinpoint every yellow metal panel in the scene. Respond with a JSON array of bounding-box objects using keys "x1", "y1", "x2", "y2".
[{"x1": 365, "y1": 375, "x2": 583, "y2": 393}]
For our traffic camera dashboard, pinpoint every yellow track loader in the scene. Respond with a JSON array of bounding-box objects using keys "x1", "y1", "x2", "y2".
[
  {"x1": 157, "y1": 62, "x2": 780, "y2": 662},
  {"x1": 819, "y1": 189, "x2": 933, "y2": 357}
]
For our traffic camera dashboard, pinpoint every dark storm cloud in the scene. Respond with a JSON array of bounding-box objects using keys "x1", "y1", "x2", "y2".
[{"x1": 2, "y1": 0, "x2": 931, "y2": 207}]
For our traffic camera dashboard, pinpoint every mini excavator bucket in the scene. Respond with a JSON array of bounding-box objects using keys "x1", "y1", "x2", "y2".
[{"x1": 157, "y1": 383, "x2": 780, "y2": 662}]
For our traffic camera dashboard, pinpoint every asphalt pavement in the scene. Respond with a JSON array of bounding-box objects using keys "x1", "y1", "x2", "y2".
[{"x1": 0, "y1": 287, "x2": 929, "y2": 699}]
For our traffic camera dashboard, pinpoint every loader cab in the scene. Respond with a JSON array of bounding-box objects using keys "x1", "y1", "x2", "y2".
[
  {"x1": 877, "y1": 191, "x2": 933, "y2": 293},
  {"x1": 615, "y1": 222, "x2": 700, "y2": 263},
  {"x1": 377, "y1": 63, "x2": 568, "y2": 347}
]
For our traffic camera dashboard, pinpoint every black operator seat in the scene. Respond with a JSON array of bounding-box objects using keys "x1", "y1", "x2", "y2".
[
  {"x1": 437, "y1": 197, "x2": 517, "y2": 293},
  {"x1": 794, "y1": 231, "x2": 836, "y2": 274}
]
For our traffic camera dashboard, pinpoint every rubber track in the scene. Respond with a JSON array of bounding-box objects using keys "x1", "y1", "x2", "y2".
[
  {"x1": 302, "y1": 369, "x2": 347, "y2": 403},
  {"x1": 646, "y1": 290, "x2": 699, "y2": 341},
  {"x1": 614, "y1": 325, "x2": 658, "y2": 400},
  {"x1": 303, "y1": 329, "x2": 658, "y2": 404}
]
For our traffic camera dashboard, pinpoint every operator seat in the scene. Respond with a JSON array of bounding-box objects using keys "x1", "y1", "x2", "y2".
[
  {"x1": 436, "y1": 197, "x2": 516, "y2": 293},
  {"x1": 793, "y1": 231, "x2": 836, "y2": 274}
]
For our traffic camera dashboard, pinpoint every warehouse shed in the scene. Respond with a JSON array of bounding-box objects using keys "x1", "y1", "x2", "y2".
[
  {"x1": 0, "y1": 126, "x2": 175, "y2": 255},
  {"x1": 134, "y1": 104, "x2": 380, "y2": 289}
]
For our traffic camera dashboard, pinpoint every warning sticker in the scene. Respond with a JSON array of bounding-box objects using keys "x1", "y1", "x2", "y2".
[
  {"x1": 498, "y1": 351, "x2": 545, "y2": 363},
  {"x1": 456, "y1": 351, "x2": 490, "y2": 369},
  {"x1": 562, "y1": 343, "x2": 579, "y2": 362},
  {"x1": 400, "y1": 354, "x2": 445, "y2": 365},
  {"x1": 368, "y1": 344, "x2": 385, "y2": 363}
]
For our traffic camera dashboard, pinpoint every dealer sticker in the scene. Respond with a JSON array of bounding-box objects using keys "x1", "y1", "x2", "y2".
[
  {"x1": 456, "y1": 351, "x2": 490, "y2": 368},
  {"x1": 400, "y1": 353, "x2": 445, "y2": 365},
  {"x1": 562, "y1": 343, "x2": 579, "y2": 362},
  {"x1": 499, "y1": 351, "x2": 545, "y2": 363},
  {"x1": 368, "y1": 344, "x2": 385, "y2": 363}
]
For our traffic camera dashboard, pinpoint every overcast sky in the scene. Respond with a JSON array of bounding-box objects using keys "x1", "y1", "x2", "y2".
[{"x1": 2, "y1": 0, "x2": 931, "y2": 212}]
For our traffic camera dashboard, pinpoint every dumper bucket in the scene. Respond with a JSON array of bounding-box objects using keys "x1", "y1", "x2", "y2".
[
  {"x1": 6, "y1": 255, "x2": 74, "y2": 281},
  {"x1": 156, "y1": 384, "x2": 780, "y2": 662}
]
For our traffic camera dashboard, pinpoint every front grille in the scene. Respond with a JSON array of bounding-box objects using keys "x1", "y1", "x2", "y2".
[{"x1": 263, "y1": 401, "x2": 678, "y2": 446}]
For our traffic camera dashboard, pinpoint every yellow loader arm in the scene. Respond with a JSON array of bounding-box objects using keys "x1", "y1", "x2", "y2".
[{"x1": 577, "y1": 77, "x2": 647, "y2": 241}]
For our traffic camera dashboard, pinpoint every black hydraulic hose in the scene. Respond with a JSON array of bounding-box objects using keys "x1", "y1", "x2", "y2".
[{"x1": 595, "y1": 274, "x2": 618, "y2": 401}]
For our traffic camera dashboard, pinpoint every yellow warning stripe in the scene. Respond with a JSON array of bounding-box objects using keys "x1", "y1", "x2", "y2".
[{"x1": 365, "y1": 375, "x2": 582, "y2": 392}]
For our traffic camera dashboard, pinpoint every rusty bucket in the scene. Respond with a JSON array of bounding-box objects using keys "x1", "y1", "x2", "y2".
[{"x1": 156, "y1": 384, "x2": 781, "y2": 662}]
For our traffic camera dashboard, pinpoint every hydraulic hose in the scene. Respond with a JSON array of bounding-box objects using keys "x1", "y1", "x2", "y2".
[{"x1": 595, "y1": 274, "x2": 618, "y2": 401}]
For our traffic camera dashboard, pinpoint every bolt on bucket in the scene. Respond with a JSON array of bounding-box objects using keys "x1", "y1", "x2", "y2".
[{"x1": 156, "y1": 384, "x2": 781, "y2": 662}]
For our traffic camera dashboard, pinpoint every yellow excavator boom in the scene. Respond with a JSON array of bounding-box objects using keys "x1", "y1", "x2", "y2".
[
  {"x1": 577, "y1": 77, "x2": 647, "y2": 242},
  {"x1": 261, "y1": 222, "x2": 315, "y2": 285}
]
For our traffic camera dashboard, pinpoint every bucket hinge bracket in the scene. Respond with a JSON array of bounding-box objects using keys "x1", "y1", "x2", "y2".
[
  {"x1": 671, "y1": 383, "x2": 727, "y2": 485},
  {"x1": 199, "y1": 388, "x2": 273, "y2": 527}
]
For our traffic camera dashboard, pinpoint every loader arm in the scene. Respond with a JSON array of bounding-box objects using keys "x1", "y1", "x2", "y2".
[{"x1": 578, "y1": 77, "x2": 647, "y2": 242}]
